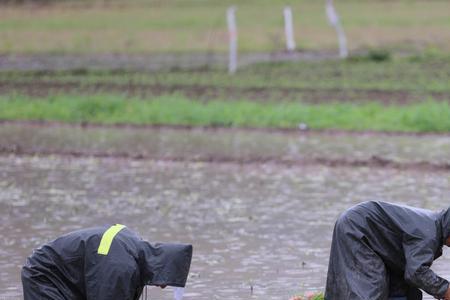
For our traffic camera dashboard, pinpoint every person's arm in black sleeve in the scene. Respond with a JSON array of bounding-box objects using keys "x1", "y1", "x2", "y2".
[{"x1": 403, "y1": 235, "x2": 449, "y2": 299}]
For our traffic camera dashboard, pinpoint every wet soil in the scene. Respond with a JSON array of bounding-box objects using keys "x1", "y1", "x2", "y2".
[
  {"x1": 1, "y1": 80, "x2": 448, "y2": 104},
  {"x1": 0, "y1": 122, "x2": 449, "y2": 172},
  {"x1": 4, "y1": 119, "x2": 450, "y2": 137},
  {"x1": 1, "y1": 146, "x2": 450, "y2": 173}
]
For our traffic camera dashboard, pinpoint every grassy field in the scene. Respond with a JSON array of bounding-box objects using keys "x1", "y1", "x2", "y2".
[
  {"x1": 2, "y1": 55, "x2": 450, "y2": 94},
  {"x1": 1, "y1": 55, "x2": 449, "y2": 133},
  {"x1": 2, "y1": 94, "x2": 450, "y2": 133},
  {"x1": 0, "y1": 0, "x2": 449, "y2": 54}
]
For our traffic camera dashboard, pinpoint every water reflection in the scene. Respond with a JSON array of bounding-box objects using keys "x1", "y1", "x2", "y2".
[
  {"x1": 0, "y1": 156, "x2": 449, "y2": 299},
  {"x1": 1, "y1": 124, "x2": 450, "y2": 164}
]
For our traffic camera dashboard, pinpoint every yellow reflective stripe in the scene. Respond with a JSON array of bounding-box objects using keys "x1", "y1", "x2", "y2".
[{"x1": 97, "y1": 224, "x2": 126, "y2": 255}]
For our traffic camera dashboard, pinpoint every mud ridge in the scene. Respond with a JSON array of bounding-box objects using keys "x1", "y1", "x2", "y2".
[
  {"x1": 1, "y1": 145, "x2": 449, "y2": 172},
  {"x1": 1, "y1": 81, "x2": 448, "y2": 104},
  {"x1": 2, "y1": 119, "x2": 450, "y2": 138}
]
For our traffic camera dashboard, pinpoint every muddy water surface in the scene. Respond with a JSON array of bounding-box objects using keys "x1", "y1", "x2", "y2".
[
  {"x1": 1, "y1": 123, "x2": 450, "y2": 164},
  {"x1": 1, "y1": 156, "x2": 449, "y2": 299}
]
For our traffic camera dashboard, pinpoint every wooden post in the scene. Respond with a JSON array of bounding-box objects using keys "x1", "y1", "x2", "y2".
[
  {"x1": 283, "y1": 6, "x2": 296, "y2": 52},
  {"x1": 227, "y1": 6, "x2": 238, "y2": 74},
  {"x1": 326, "y1": 0, "x2": 348, "y2": 58}
]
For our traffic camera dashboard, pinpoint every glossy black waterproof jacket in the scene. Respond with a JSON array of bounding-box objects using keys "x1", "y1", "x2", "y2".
[
  {"x1": 21, "y1": 225, "x2": 193, "y2": 300},
  {"x1": 325, "y1": 201, "x2": 450, "y2": 300}
]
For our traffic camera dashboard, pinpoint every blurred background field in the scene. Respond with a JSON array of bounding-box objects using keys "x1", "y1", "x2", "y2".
[{"x1": 1, "y1": 0, "x2": 450, "y2": 54}]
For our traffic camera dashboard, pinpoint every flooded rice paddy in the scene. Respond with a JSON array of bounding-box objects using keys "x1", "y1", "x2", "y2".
[
  {"x1": 0, "y1": 124, "x2": 449, "y2": 299},
  {"x1": 1, "y1": 123, "x2": 450, "y2": 165}
]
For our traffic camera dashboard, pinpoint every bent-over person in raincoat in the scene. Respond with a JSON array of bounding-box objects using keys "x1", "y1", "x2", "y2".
[
  {"x1": 325, "y1": 201, "x2": 450, "y2": 300},
  {"x1": 21, "y1": 224, "x2": 193, "y2": 300}
]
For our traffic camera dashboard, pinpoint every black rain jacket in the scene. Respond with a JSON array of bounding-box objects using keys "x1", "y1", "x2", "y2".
[
  {"x1": 325, "y1": 201, "x2": 450, "y2": 300},
  {"x1": 21, "y1": 225, "x2": 193, "y2": 300}
]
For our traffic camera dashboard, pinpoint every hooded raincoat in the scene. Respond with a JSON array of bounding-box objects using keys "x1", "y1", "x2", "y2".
[
  {"x1": 325, "y1": 201, "x2": 450, "y2": 300},
  {"x1": 21, "y1": 225, "x2": 193, "y2": 300}
]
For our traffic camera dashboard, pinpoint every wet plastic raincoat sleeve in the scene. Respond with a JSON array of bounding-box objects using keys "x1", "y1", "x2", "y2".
[{"x1": 403, "y1": 235, "x2": 449, "y2": 298}]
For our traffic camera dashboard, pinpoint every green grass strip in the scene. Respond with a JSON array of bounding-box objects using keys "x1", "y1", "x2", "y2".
[
  {"x1": 1, "y1": 94, "x2": 450, "y2": 133},
  {"x1": 290, "y1": 293, "x2": 324, "y2": 300}
]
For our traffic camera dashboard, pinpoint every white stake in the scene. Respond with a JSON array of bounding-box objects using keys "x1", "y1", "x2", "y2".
[
  {"x1": 326, "y1": 0, "x2": 348, "y2": 58},
  {"x1": 227, "y1": 6, "x2": 238, "y2": 74},
  {"x1": 283, "y1": 6, "x2": 296, "y2": 52}
]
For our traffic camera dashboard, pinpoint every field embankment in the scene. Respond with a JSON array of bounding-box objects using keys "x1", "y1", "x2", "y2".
[{"x1": 2, "y1": 94, "x2": 450, "y2": 133}]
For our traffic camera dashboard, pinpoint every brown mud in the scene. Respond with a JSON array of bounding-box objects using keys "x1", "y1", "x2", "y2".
[
  {"x1": 1, "y1": 147, "x2": 449, "y2": 172},
  {"x1": 1, "y1": 121, "x2": 450, "y2": 172},
  {"x1": 1, "y1": 80, "x2": 448, "y2": 104},
  {"x1": 0, "y1": 145, "x2": 450, "y2": 172},
  {"x1": 2, "y1": 119, "x2": 450, "y2": 138}
]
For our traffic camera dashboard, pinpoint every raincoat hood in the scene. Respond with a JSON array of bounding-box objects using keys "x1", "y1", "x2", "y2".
[
  {"x1": 141, "y1": 242, "x2": 193, "y2": 288},
  {"x1": 441, "y1": 207, "x2": 450, "y2": 244}
]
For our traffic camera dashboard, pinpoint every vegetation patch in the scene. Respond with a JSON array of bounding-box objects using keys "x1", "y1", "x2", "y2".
[
  {"x1": 2, "y1": 56, "x2": 449, "y2": 94},
  {"x1": 1, "y1": 94, "x2": 450, "y2": 133},
  {"x1": 348, "y1": 49, "x2": 391, "y2": 63},
  {"x1": 290, "y1": 293, "x2": 324, "y2": 300}
]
